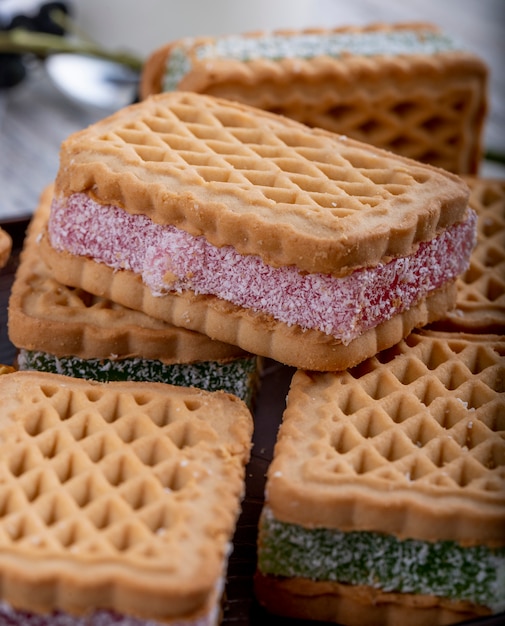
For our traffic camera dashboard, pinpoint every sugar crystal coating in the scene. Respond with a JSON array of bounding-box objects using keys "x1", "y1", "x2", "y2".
[
  {"x1": 18, "y1": 350, "x2": 258, "y2": 407},
  {"x1": 257, "y1": 508, "x2": 505, "y2": 612}
]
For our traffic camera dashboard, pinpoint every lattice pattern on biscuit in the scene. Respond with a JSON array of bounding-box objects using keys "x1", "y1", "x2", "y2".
[
  {"x1": 434, "y1": 177, "x2": 505, "y2": 333},
  {"x1": 268, "y1": 331, "x2": 504, "y2": 542},
  {"x1": 283, "y1": 78, "x2": 484, "y2": 175},
  {"x1": 105, "y1": 97, "x2": 418, "y2": 217},
  {"x1": 0, "y1": 372, "x2": 252, "y2": 618},
  {"x1": 310, "y1": 332, "x2": 505, "y2": 492}
]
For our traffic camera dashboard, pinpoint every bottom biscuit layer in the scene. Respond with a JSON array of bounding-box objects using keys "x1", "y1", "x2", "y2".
[{"x1": 253, "y1": 572, "x2": 491, "y2": 626}]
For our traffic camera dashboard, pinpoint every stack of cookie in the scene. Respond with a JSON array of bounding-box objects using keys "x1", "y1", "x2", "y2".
[
  {"x1": 255, "y1": 175, "x2": 505, "y2": 624},
  {"x1": 1, "y1": 19, "x2": 503, "y2": 626}
]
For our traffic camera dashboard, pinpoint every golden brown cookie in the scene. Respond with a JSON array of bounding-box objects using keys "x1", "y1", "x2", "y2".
[
  {"x1": 255, "y1": 329, "x2": 505, "y2": 624},
  {"x1": 0, "y1": 226, "x2": 12, "y2": 269},
  {"x1": 430, "y1": 177, "x2": 505, "y2": 334},
  {"x1": 46, "y1": 92, "x2": 475, "y2": 371},
  {"x1": 0, "y1": 370, "x2": 253, "y2": 624}
]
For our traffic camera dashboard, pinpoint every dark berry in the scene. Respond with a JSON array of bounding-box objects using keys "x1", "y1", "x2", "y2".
[
  {"x1": 0, "y1": 2, "x2": 72, "y2": 89},
  {"x1": 0, "y1": 53, "x2": 27, "y2": 88},
  {"x1": 7, "y1": 14, "x2": 37, "y2": 31},
  {"x1": 34, "y1": 2, "x2": 70, "y2": 36}
]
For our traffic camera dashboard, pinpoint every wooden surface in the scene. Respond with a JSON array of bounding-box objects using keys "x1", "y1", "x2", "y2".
[{"x1": 0, "y1": 2, "x2": 504, "y2": 625}]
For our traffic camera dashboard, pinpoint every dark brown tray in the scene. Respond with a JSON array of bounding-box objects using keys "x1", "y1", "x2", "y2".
[{"x1": 0, "y1": 219, "x2": 502, "y2": 626}]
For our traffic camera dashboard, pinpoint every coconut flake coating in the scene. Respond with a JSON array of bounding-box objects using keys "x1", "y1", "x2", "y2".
[
  {"x1": 164, "y1": 29, "x2": 462, "y2": 91},
  {"x1": 257, "y1": 508, "x2": 505, "y2": 612},
  {"x1": 49, "y1": 194, "x2": 476, "y2": 344},
  {"x1": 18, "y1": 350, "x2": 258, "y2": 407}
]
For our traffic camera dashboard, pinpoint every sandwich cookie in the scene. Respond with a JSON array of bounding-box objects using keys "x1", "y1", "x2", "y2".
[
  {"x1": 43, "y1": 92, "x2": 476, "y2": 371},
  {"x1": 255, "y1": 330, "x2": 505, "y2": 625},
  {"x1": 0, "y1": 370, "x2": 253, "y2": 625}
]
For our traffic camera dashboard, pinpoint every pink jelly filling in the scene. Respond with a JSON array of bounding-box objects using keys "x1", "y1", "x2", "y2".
[{"x1": 49, "y1": 194, "x2": 476, "y2": 344}]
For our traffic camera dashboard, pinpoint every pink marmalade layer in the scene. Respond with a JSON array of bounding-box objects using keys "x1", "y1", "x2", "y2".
[{"x1": 48, "y1": 194, "x2": 476, "y2": 344}]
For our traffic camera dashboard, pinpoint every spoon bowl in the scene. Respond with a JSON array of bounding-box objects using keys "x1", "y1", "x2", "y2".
[{"x1": 45, "y1": 53, "x2": 139, "y2": 111}]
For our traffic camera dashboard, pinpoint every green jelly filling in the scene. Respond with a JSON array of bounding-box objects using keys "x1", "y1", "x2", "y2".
[
  {"x1": 258, "y1": 508, "x2": 505, "y2": 611},
  {"x1": 18, "y1": 350, "x2": 258, "y2": 407},
  {"x1": 163, "y1": 29, "x2": 462, "y2": 91}
]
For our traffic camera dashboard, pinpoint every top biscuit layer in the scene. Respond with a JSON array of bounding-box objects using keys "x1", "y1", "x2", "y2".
[
  {"x1": 54, "y1": 91, "x2": 469, "y2": 275},
  {"x1": 265, "y1": 330, "x2": 505, "y2": 546}
]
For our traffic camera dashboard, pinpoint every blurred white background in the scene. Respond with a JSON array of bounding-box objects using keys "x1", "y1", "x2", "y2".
[{"x1": 73, "y1": 0, "x2": 502, "y2": 62}]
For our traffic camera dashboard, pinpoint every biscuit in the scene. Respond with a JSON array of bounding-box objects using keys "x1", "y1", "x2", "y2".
[
  {"x1": 430, "y1": 177, "x2": 505, "y2": 334},
  {"x1": 141, "y1": 23, "x2": 488, "y2": 174},
  {"x1": 0, "y1": 370, "x2": 253, "y2": 625},
  {"x1": 46, "y1": 92, "x2": 474, "y2": 371},
  {"x1": 255, "y1": 330, "x2": 505, "y2": 624},
  {"x1": 0, "y1": 226, "x2": 12, "y2": 269},
  {"x1": 8, "y1": 186, "x2": 259, "y2": 405}
]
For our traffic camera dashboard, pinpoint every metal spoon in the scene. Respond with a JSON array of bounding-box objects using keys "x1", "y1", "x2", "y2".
[{"x1": 45, "y1": 53, "x2": 139, "y2": 111}]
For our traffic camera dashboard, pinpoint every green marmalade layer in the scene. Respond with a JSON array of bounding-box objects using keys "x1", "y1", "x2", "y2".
[
  {"x1": 258, "y1": 508, "x2": 505, "y2": 611},
  {"x1": 18, "y1": 350, "x2": 258, "y2": 407}
]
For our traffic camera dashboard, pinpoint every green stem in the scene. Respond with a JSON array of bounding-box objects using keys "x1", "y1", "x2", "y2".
[
  {"x1": 484, "y1": 149, "x2": 505, "y2": 166},
  {"x1": 0, "y1": 29, "x2": 144, "y2": 72}
]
